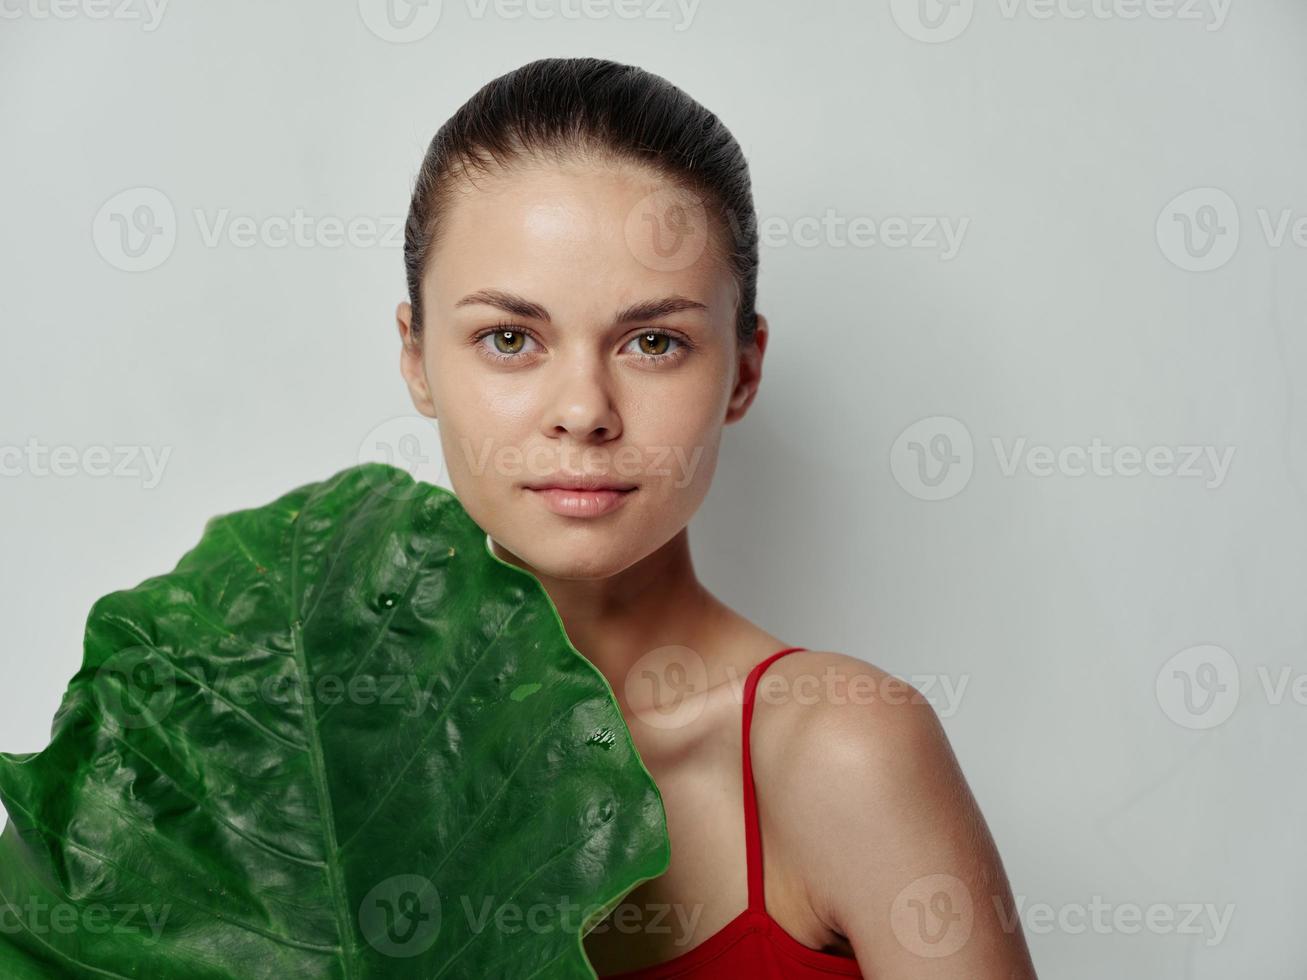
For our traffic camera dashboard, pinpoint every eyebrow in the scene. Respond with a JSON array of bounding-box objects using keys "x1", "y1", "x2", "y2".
[{"x1": 454, "y1": 289, "x2": 708, "y2": 324}]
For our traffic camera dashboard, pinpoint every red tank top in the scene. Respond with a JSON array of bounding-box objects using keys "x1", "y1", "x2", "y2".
[{"x1": 598, "y1": 646, "x2": 863, "y2": 979}]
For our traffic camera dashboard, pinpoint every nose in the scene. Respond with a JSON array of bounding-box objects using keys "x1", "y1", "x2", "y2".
[{"x1": 540, "y1": 357, "x2": 623, "y2": 443}]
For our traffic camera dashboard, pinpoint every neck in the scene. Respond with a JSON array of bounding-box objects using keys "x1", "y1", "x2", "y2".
[{"x1": 488, "y1": 527, "x2": 725, "y2": 696}]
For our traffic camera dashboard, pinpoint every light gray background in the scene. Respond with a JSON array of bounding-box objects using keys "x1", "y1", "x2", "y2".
[{"x1": 2, "y1": 1, "x2": 1304, "y2": 977}]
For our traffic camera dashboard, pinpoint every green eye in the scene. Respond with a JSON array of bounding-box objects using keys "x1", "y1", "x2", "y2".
[
  {"x1": 491, "y1": 330, "x2": 526, "y2": 355},
  {"x1": 474, "y1": 326, "x2": 689, "y2": 366},
  {"x1": 475, "y1": 327, "x2": 537, "y2": 361}
]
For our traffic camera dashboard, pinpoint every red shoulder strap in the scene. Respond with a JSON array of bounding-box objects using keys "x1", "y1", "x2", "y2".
[{"x1": 741, "y1": 645, "x2": 807, "y2": 913}]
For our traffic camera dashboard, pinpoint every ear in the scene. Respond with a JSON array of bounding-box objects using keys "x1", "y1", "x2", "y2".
[
  {"x1": 397, "y1": 301, "x2": 437, "y2": 418},
  {"x1": 724, "y1": 311, "x2": 768, "y2": 425}
]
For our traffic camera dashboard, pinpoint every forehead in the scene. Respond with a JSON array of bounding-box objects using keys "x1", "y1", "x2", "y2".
[{"x1": 426, "y1": 159, "x2": 737, "y2": 323}]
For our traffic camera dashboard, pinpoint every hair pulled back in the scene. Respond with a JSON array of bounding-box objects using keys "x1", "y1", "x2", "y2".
[{"x1": 402, "y1": 57, "x2": 758, "y2": 347}]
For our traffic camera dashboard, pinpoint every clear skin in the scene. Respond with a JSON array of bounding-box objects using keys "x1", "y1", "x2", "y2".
[{"x1": 397, "y1": 156, "x2": 1037, "y2": 978}]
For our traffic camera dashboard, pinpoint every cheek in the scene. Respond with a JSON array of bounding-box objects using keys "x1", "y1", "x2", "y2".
[
  {"x1": 630, "y1": 373, "x2": 726, "y2": 445},
  {"x1": 427, "y1": 368, "x2": 506, "y2": 497},
  {"x1": 631, "y1": 401, "x2": 724, "y2": 496},
  {"x1": 430, "y1": 357, "x2": 535, "y2": 444}
]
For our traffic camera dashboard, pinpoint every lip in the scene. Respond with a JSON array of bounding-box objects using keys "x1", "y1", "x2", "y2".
[
  {"x1": 523, "y1": 475, "x2": 638, "y2": 492},
  {"x1": 526, "y1": 486, "x2": 636, "y2": 518}
]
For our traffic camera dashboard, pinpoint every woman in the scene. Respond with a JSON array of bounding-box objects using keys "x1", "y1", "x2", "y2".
[{"x1": 395, "y1": 57, "x2": 1037, "y2": 979}]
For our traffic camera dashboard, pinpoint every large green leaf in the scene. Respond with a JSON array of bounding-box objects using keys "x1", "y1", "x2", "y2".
[{"x1": 0, "y1": 463, "x2": 669, "y2": 978}]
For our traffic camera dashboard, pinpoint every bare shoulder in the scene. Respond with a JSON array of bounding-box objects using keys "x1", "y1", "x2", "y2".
[
  {"x1": 749, "y1": 649, "x2": 944, "y2": 763},
  {"x1": 750, "y1": 648, "x2": 970, "y2": 869},
  {"x1": 749, "y1": 649, "x2": 1038, "y2": 977}
]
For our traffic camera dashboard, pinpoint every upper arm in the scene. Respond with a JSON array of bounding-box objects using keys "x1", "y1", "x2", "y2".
[{"x1": 758, "y1": 651, "x2": 1038, "y2": 979}]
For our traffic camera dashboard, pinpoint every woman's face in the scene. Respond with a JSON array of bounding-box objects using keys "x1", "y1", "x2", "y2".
[{"x1": 397, "y1": 157, "x2": 765, "y2": 580}]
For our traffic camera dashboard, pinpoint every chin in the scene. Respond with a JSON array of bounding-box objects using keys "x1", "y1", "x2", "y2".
[
  {"x1": 495, "y1": 531, "x2": 640, "y2": 580},
  {"x1": 472, "y1": 486, "x2": 685, "y2": 580}
]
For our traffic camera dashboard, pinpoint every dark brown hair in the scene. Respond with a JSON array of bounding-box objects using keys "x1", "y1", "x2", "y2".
[{"x1": 402, "y1": 57, "x2": 758, "y2": 348}]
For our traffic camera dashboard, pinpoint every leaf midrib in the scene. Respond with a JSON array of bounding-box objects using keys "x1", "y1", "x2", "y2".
[{"x1": 287, "y1": 483, "x2": 358, "y2": 980}]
